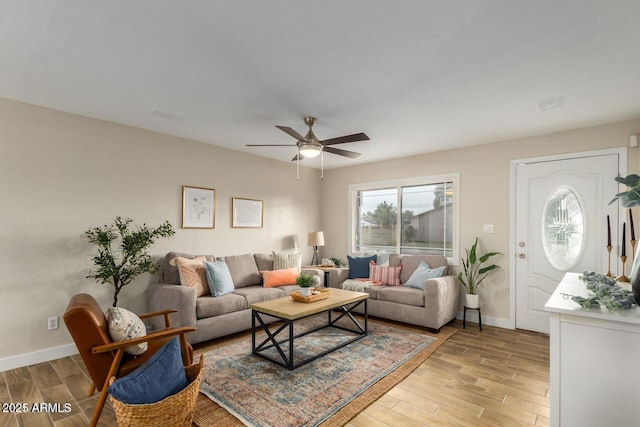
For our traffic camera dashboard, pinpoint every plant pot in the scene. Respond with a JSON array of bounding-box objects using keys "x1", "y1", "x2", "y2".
[
  {"x1": 465, "y1": 293, "x2": 479, "y2": 308},
  {"x1": 300, "y1": 287, "x2": 312, "y2": 297}
]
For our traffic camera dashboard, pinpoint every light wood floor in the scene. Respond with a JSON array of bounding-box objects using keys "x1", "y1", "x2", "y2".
[{"x1": 0, "y1": 320, "x2": 549, "y2": 426}]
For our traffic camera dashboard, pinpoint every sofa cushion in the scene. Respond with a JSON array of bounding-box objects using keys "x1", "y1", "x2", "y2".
[
  {"x1": 273, "y1": 251, "x2": 302, "y2": 272},
  {"x1": 348, "y1": 255, "x2": 377, "y2": 279},
  {"x1": 404, "y1": 260, "x2": 447, "y2": 289},
  {"x1": 233, "y1": 286, "x2": 286, "y2": 305},
  {"x1": 196, "y1": 293, "x2": 248, "y2": 318},
  {"x1": 162, "y1": 252, "x2": 215, "y2": 285},
  {"x1": 107, "y1": 337, "x2": 187, "y2": 404},
  {"x1": 394, "y1": 255, "x2": 449, "y2": 284},
  {"x1": 223, "y1": 254, "x2": 261, "y2": 288},
  {"x1": 203, "y1": 259, "x2": 235, "y2": 297},
  {"x1": 261, "y1": 268, "x2": 299, "y2": 287},
  {"x1": 254, "y1": 253, "x2": 274, "y2": 272},
  {"x1": 377, "y1": 287, "x2": 425, "y2": 307},
  {"x1": 173, "y1": 256, "x2": 209, "y2": 297},
  {"x1": 106, "y1": 307, "x2": 148, "y2": 356},
  {"x1": 369, "y1": 261, "x2": 402, "y2": 286}
]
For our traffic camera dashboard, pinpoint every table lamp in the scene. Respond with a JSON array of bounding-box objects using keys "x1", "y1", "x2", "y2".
[{"x1": 308, "y1": 231, "x2": 325, "y2": 266}]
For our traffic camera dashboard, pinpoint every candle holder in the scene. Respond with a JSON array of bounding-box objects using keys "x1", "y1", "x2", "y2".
[
  {"x1": 606, "y1": 245, "x2": 613, "y2": 277},
  {"x1": 617, "y1": 255, "x2": 630, "y2": 282}
]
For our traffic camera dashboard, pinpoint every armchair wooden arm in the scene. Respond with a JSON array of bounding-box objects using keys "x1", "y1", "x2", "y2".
[{"x1": 138, "y1": 308, "x2": 178, "y2": 327}]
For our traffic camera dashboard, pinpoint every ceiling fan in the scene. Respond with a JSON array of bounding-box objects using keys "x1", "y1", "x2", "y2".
[{"x1": 247, "y1": 117, "x2": 369, "y2": 161}]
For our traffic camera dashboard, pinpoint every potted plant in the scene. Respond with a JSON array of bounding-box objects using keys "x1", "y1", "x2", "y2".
[
  {"x1": 296, "y1": 273, "x2": 316, "y2": 297},
  {"x1": 83, "y1": 216, "x2": 175, "y2": 306},
  {"x1": 458, "y1": 237, "x2": 501, "y2": 308}
]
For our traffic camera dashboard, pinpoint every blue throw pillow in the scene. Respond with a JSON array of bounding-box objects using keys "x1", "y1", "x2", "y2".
[
  {"x1": 347, "y1": 255, "x2": 377, "y2": 279},
  {"x1": 203, "y1": 259, "x2": 235, "y2": 297},
  {"x1": 404, "y1": 260, "x2": 447, "y2": 289},
  {"x1": 107, "y1": 337, "x2": 187, "y2": 404}
]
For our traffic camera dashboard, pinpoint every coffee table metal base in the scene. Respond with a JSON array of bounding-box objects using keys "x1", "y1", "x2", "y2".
[{"x1": 251, "y1": 299, "x2": 368, "y2": 370}]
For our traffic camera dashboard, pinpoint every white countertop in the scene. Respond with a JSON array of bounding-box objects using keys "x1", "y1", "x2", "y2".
[{"x1": 544, "y1": 272, "x2": 640, "y2": 325}]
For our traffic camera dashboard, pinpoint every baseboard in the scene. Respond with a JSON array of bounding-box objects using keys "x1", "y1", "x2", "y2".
[
  {"x1": 0, "y1": 344, "x2": 78, "y2": 372},
  {"x1": 456, "y1": 310, "x2": 513, "y2": 330}
]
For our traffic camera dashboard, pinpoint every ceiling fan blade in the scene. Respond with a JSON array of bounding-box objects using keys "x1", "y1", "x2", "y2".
[
  {"x1": 323, "y1": 146, "x2": 361, "y2": 159},
  {"x1": 276, "y1": 125, "x2": 305, "y2": 141},
  {"x1": 321, "y1": 132, "x2": 369, "y2": 146},
  {"x1": 246, "y1": 144, "x2": 297, "y2": 147}
]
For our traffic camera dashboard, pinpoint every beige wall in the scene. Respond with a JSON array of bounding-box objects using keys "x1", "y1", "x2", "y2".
[
  {"x1": 0, "y1": 98, "x2": 322, "y2": 361},
  {"x1": 320, "y1": 119, "x2": 640, "y2": 323}
]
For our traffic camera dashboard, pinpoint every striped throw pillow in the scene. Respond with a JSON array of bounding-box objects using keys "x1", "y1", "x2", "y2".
[
  {"x1": 273, "y1": 251, "x2": 302, "y2": 272},
  {"x1": 369, "y1": 260, "x2": 402, "y2": 286}
]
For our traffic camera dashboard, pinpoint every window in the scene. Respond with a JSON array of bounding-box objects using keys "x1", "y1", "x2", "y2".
[{"x1": 349, "y1": 174, "x2": 459, "y2": 262}]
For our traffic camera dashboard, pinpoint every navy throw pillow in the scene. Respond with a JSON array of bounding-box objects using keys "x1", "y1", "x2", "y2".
[
  {"x1": 347, "y1": 255, "x2": 377, "y2": 279},
  {"x1": 107, "y1": 337, "x2": 188, "y2": 404}
]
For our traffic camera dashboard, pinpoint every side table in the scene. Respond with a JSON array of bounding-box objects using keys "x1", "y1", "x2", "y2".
[
  {"x1": 463, "y1": 306, "x2": 482, "y2": 331},
  {"x1": 302, "y1": 265, "x2": 340, "y2": 287}
]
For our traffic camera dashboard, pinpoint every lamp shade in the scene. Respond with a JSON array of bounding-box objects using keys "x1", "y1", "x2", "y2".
[{"x1": 307, "y1": 231, "x2": 325, "y2": 247}]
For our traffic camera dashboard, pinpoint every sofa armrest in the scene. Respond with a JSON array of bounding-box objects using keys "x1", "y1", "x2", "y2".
[
  {"x1": 301, "y1": 268, "x2": 325, "y2": 286},
  {"x1": 148, "y1": 283, "x2": 197, "y2": 331},
  {"x1": 327, "y1": 268, "x2": 350, "y2": 288},
  {"x1": 423, "y1": 275, "x2": 461, "y2": 329}
]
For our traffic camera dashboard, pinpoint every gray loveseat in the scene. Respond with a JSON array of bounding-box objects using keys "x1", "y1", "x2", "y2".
[
  {"x1": 148, "y1": 252, "x2": 323, "y2": 344},
  {"x1": 327, "y1": 254, "x2": 459, "y2": 332}
]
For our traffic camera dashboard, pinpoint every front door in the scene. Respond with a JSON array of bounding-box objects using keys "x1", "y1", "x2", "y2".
[{"x1": 515, "y1": 153, "x2": 620, "y2": 333}]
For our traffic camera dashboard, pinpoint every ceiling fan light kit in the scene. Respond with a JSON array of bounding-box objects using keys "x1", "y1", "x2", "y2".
[{"x1": 247, "y1": 116, "x2": 369, "y2": 180}]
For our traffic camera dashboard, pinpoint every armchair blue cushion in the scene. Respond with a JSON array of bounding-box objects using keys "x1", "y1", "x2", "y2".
[{"x1": 107, "y1": 337, "x2": 187, "y2": 404}]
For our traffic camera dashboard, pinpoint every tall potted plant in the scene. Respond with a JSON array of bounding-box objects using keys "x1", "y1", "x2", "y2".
[
  {"x1": 458, "y1": 237, "x2": 501, "y2": 308},
  {"x1": 83, "y1": 216, "x2": 175, "y2": 306}
]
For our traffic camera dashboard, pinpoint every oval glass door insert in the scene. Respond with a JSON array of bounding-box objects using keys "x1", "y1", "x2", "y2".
[{"x1": 542, "y1": 186, "x2": 585, "y2": 271}]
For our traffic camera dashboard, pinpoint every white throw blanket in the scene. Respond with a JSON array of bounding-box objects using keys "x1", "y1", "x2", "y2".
[{"x1": 342, "y1": 279, "x2": 379, "y2": 292}]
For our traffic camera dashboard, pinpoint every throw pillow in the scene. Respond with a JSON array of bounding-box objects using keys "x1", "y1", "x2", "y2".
[
  {"x1": 364, "y1": 250, "x2": 391, "y2": 266},
  {"x1": 369, "y1": 260, "x2": 402, "y2": 286},
  {"x1": 107, "y1": 337, "x2": 188, "y2": 404},
  {"x1": 347, "y1": 255, "x2": 377, "y2": 279},
  {"x1": 273, "y1": 251, "x2": 302, "y2": 272},
  {"x1": 203, "y1": 259, "x2": 235, "y2": 297},
  {"x1": 404, "y1": 260, "x2": 447, "y2": 289},
  {"x1": 261, "y1": 268, "x2": 299, "y2": 287},
  {"x1": 173, "y1": 256, "x2": 210, "y2": 297},
  {"x1": 106, "y1": 307, "x2": 148, "y2": 356}
]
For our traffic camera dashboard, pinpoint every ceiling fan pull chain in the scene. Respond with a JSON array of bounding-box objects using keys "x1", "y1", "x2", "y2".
[
  {"x1": 321, "y1": 151, "x2": 324, "y2": 180},
  {"x1": 296, "y1": 151, "x2": 300, "y2": 181}
]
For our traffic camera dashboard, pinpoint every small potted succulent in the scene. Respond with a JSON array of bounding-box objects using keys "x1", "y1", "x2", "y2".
[{"x1": 296, "y1": 273, "x2": 316, "y2": 296}]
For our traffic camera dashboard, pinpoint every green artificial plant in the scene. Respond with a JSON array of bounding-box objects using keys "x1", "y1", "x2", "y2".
[
  {"x1": 458, "y1": 237, "x2": 501, "y2": 295},
  {"x1": 610, "y1": 174, "x2": 640, "y2": 207},
  {"x1": 296, "y1": 273, "x2": 316, "y2": 288},
  {"x1": 83, "y1": 216, "x2": 175, "y2": 306}
]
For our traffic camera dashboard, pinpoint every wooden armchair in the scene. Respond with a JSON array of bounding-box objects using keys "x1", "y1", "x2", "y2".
[{"x1": 63, "y1": 293, "x2": 196, "y2": 427}]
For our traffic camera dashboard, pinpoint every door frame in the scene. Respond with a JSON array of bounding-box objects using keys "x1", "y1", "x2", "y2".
[{"x1": 508, "y1": 147, "x2": 627, "y2": 329}]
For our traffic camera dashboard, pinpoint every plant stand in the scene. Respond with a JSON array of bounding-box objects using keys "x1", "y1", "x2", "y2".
[{"x1": 463, "y1": 306, "x2": 482, "y2": 331}]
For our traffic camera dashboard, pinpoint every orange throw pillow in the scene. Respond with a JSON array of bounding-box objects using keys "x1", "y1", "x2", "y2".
[{"x1": 261, "y1": 268, "x2": 299, "y2": 287}]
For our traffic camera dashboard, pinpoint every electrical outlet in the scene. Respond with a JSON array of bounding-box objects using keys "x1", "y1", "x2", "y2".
[
  {"x1": 47, "y1": 316, "x2": 59, "y2": 331},
  {"x1": 483, "y1": 224, "x2": 495, "y2": 234}
]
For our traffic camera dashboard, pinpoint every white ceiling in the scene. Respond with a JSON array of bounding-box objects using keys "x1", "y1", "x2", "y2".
[{"x1": 2, "y1": 1, "x2": 640, "y2": 169}]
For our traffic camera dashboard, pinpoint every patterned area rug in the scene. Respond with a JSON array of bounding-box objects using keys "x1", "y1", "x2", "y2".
[{"x1": 194, "y1": 317, "x2": 456, "y2": 427}]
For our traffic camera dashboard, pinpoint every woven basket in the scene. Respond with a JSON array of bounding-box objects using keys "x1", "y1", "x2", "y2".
[
  {"x1": 109, "y1": 355, "x2": 204, "y2": 427},
  {"x1": 290, "y1": 287, "x2": 332, "y2": 303}
]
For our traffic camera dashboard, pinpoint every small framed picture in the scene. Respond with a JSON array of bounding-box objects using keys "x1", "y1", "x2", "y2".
[
  {"x1": 182, "y1": 186, "x2": 215, "y2": 229},
  {"x1": 232, "y1": 198, "x2": 264, "y2": 228}
]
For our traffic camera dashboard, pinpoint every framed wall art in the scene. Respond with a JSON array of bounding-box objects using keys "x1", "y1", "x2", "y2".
[
  {"x1": 182, "y1": 186, "x2": 215, "y2": 229},
  {"x1": 232, "y1": 197, "x2": 263, "y2": 228}
]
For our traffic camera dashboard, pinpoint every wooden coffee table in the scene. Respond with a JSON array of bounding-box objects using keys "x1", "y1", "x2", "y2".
[{"x1": 250, "y1": 288, "x2": 368, "y2": 369}]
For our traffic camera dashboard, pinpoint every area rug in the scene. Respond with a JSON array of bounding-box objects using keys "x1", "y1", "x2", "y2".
[{"x1": 193, "y1": 318, "x2": 457, "y2": 427}]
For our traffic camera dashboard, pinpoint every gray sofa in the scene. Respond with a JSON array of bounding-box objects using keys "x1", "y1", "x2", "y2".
[
  {"x1": 327, "y1": 254, "x2": 459, "y2": 332},
  {"x1": 148, "y1": 252, "x2": 323, "y2": 344}
]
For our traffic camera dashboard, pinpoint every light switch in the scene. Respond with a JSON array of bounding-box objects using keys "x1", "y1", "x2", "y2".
[{"x1": 483, "y1": 224, "x2": 494, "y2": 234}]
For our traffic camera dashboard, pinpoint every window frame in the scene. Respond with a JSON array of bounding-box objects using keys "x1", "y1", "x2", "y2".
[{"x1": 347, "y1": 173, "x2": 460, "y2": 265}]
